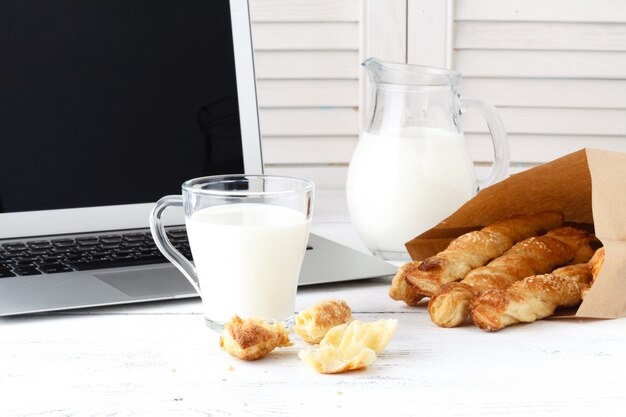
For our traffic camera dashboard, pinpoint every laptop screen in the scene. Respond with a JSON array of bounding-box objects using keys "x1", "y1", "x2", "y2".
[{"x1": 0, "y1": 0, "x2": 245, "y2": 213}]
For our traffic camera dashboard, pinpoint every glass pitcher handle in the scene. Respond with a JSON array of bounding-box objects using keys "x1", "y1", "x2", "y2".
[
  {"x1": 149, "y1": 195, "x2": 201, "y2": 295},
  {"x1": 459, "y1": 95, "x2": 510, "y2": 189}
]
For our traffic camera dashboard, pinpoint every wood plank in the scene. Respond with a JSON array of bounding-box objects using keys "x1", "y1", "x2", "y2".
[
  {"x1": 263, "y1": 132, "x2": 626, "y2": 167},
  {"x1": 454, "y1": 0, "x2": 626, "y2": 23},
  {"x1": 264, "y1": 164, "x2": 528, "y2": 189},
  {"x1": 263, "y1": 165, "x2": 349, "y2": 189},
  {"x1": 360, "y1": 0, "x2": 406, "y2": 61},
  {"x1": 460, "y1": 78, "x2": 626, "y2": 109},
  {"x1": 465, "y1": 133, "x2": 626, "y2": 163},
  {"x1": 249, "y1": 0, "x2": 359, "y2": 22},
  {"x1": 455, "y1": 21, "x2": 626, "y2": 52},
  {"x1": 252, "y1": 22, "x2": 358, "y2": 50},
  {"x1": 257, "y1": 80, "x2": 359, "y2": 107},
  {"x1": 259, "y1": 108, "x2": 359, "y2": 136},
  {"x1": 360, "y1": 0, "x2": 407, "y2": 128},
  {"x1": 454, "y1": 49, "x2": 626, "y2": 78},
  {"x1": 255, "y1": 51, "x2": 359, "y2": 79},
  {"x1": 265, "y1": 133, "x2": 620, "y2": 167},
  {"x1": 407, "y1": 0, "x2": 453, "y2": 67},
  {"x1": 5, "y1": 290, "x2": 626, "y2": 417},
  {"x1": 262, "y1": 136, "x2": 358, "y2": 163},
  {"x1": 460, "y1": 107, "x2": 626, "y2": 136}
]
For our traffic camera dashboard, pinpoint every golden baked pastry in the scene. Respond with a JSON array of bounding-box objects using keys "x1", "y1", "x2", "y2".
[
  {"x1": 581, "y1": 247, "x2": 605, "y2": 299},
  {"x1": 398, "y1": 211, "x2": 564, "y2": 300},
  {"x1": 219, "y1": 316, "x2": 292, "y2": 360},
  {"x1": 428, "y1": 227, "x2": 595, "y2": 328},
  {"x1": 469, "y1": 262, "x2": 593, "y2": 331},
  {"x1": 389, "y1": 261, "x2": 426, "y2": 306},
  {"x1": 293, "y1": 299, "x2": 352, "y2": 344},
  {"x1": 299, "y1": 319, "x2": 398, "y2": 374}
]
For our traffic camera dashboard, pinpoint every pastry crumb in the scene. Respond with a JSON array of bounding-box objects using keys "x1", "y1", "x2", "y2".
[
  {"x1": 220, "y1": 316, "x2": 292, "y2": 361},
  {"x1": 299, "y1": 319, "x2": 398, "y2": 374},
  {"x1": 294, "y1": 299, "x2": 352, "y2": 344}
]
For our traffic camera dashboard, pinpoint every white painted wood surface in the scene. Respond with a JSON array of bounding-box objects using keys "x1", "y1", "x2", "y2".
[
  {"x1": 455, "y1": 21, "x2": 626, "y2": 51},
  {"x1": 249, "y1": 0, "x2": 362, "y2": 191},
  {"x1": 359, "y1": 0, "x2": 407, "y2": 128},
  {"x1": 2, "y1": 190, "x2": 626, "y2": 417},
  {"x1": 250, "y1": 0, "x2": 359, "y2": 22},
  {"x1": 453, "y1": 0, "x2": 626, "y2": 171},
  {"x1": 455, "y1": 0, "x2": 626, "y2": 23},
  {"x1": 455, "y1": 50, "x2": 626, "y2": 78},
  {"x1": 407, "y1": 0, "x2": 453, "y2": 67},
  {"x1": 466, "y1": 134, "x2": 626, "y2": 164},
  {"x1": 254, "y1": 0, "x2": 626, "y2": 189}
]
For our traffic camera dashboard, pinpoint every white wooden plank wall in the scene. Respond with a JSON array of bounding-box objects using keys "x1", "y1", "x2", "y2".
[
  {"x1": 249, "y1": 0, "x2": 360, "y2": 188},
  {"x1": 250, "y1": 0, "x2": 626, "y2": 188},
  {"x1": 454, "y1": 0, "x2": 626, "y2": 167}
]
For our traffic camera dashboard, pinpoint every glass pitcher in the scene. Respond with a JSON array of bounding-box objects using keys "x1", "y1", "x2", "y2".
[{"x1": 346, "y1": 58, "x2": 509, "y2": 261}]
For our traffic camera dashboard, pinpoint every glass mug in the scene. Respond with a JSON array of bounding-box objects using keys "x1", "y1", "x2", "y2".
[
  {"x1": 346, "y1": 58, "x2": 510, "y2": 261},
  {"x1": 150, "y1": 175, "x2": 314, "y2": 331}
]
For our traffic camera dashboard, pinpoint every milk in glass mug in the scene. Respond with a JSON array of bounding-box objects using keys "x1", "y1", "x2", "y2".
[{"x1": 150, "y1": 175, "x2": 314, "y2": 331}]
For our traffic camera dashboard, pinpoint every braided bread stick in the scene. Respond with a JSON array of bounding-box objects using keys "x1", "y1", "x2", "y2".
[
  {"x1": 428, "y1": 227, "x2": 596, "y2": 327},
  {"x1": 581, "y1": 247, "x2": 605, "y2": 299},
  {"x1": 469, "y1": 261, "x2": 594, "y2": 331},
  {"x1": 389, "y1": 262, "x2": 425, "y2": 306},
  {"x1": 392, "y1": 211, "x2": 564, "y2": 304}
]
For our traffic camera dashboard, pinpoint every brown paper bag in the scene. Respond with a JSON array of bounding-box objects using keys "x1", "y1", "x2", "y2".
[{"x1": 405, "y1": 148, "x2": 626, "y2": 319}]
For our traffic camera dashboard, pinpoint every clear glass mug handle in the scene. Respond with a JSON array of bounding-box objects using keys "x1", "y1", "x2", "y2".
[
  {"x1": 459, "y1": 95, "x2": 510, "y2": 189},
  {"x1": 149, "y1": 195, "x2": 200, "y2": 294}
]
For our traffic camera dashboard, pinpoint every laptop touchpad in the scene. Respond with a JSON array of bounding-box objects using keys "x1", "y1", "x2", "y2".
[{"x1": 95, "y1": 267, "x2": 196, "y2": 298}]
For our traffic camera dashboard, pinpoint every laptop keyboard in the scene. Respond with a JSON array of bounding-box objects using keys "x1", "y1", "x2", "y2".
[{"x1": 0, "y1": 229, "x2": 191, "y2": 278}]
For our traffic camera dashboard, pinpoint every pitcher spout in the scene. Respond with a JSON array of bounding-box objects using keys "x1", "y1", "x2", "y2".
[
  {"x1": 362, "y1": 57, "x2": 461, "y2": 87},
  {"x1": 362, "y1": 57, "x2": 385, "y2": 83}
]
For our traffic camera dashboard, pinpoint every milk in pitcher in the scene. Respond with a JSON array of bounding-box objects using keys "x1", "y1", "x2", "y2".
[{"x1": 346, "y1": 127, "x2": 476, "y2": 256}]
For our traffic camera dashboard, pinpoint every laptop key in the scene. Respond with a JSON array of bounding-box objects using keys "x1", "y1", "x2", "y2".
[
  {"x1": 67, "y1": 256, "x2": 168, "y2": 271},
  {"x1": 14, "y1": 267, "x2": 42, "y2": 276},
  {"x1": 76, "y1": 238, "x2": 99, "y2": 246},
  {"x1": 39, "y1": 263, "x2": 73, "y2": 273},
  {"x1": 0, "y1": 268, "x2": 16, "y2": 278},
  {"x1": 101, "y1": 243, "x2": 121, "y2": 250},
  {"x1": 28, "y1": 249, "x2": 51, "y2": 256},
  {"x1": 167, "y1": 229, "x2": 188, "y2": 238},
  {"x1": 16, "y1": 256, "x2": 40, "y2": 263},
  {"x1": 42, "y1": 255, "x2": 64, "y2": 262},
  {"x1": 53, "y1": 241, "x2": 76, "y2": 248},
  {"x1": 51, "y1": 238, "x2": 74, "y2": 243},
  {"x1": 76, "y1": 246, "x2": 98, "y2": 252},
  {"x1": 123, "y1": 242, "x2": 144, "y2": 248},
  {"x1": 90, "y1": 250, "x2": 113, "y2": 257},
  {"x1": 134, "y1": 253, "x2": 166, "y2": 262},
  {"x1": 51, "y1": 247, "x2": 74, "y2": 254},
  {"x1": 100, "y1": 236, "x2": 123, "y2": 244},
  {"x1": 27, "y1": 241, "x2": 53, "y2": 249},
  {"x1": 2, "y1": 243, "x2": 27, "y2": 250},
  {"x1": 123, "y1": 234, "x2": 146, "y2": 242},
  {"x1": 0, "y1": 269, "x2": 15, "y2": 278},
  {"x1": 6, "y1": 248, "x2": 27, "y2": 255}
]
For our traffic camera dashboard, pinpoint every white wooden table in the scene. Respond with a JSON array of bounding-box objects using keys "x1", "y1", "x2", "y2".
[{"x1": 2, "y1": 190, "x2": 626, "y2": 417}]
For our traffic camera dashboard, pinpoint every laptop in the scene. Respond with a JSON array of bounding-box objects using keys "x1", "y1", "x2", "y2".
[{"x1": 0, "y1": 0, "x2": 396, "y2": 316}]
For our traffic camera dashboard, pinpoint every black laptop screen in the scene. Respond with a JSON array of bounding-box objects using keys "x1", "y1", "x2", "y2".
[{"x1": 0, "y1": 0, "x2": 245, "y2": 213}]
